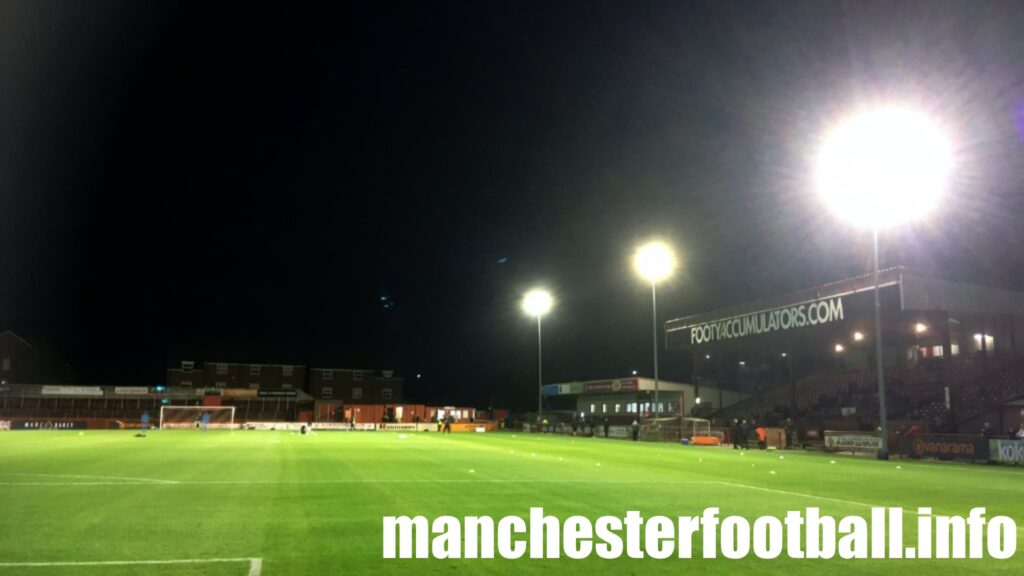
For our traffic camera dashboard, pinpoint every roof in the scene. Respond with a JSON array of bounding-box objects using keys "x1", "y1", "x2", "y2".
[
  {"x1": 665, "y1": 268, "x2": 901, "y2": 333},
  {"x1": 665, "y1": 266, "x2": 1024, "y2": 334},
  {"x1": 0, "y1": 330, "x2": 34, "y2": 349},
  {"x1": 544, "y1": 377, "x2": 691, "y2": 397}
]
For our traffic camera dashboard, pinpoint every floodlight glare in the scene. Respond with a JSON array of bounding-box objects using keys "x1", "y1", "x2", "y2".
[
  {"x1": 633, "y1": 241, "x2": 677, "y2": 284},
  {"x1": 915, "y1": 323, "x2": 928, "y2": 334},
  {"x1": 521, "y1": 289, "x2": 553, "y2": 317},
  {"x1": 835, "y1": 344, "x2": 845, "y2": 353},
  {"x1": 853, "y1": 331, "x2": 865, "y2": 341},
  {"x1": 816, "y1": 107, "x2": 952, "y2": 229}
]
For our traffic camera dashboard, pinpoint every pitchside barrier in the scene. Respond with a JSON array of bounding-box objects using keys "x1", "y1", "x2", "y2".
[{"x1": 824, "y1": 430, "x2": 882, "y2": 453}]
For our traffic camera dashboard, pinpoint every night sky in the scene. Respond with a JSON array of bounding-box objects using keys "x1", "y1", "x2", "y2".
[{"x1": 2, "y1": 1, "x2": 1024, "y2": 409}]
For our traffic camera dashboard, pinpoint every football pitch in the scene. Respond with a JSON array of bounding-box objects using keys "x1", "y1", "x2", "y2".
[{"x1": 0, "y1": 430, "x2": 1020, "y2": 575}]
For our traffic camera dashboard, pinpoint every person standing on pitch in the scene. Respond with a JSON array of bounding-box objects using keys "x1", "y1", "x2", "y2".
[
  {"x1": 603, "y1": 417, "x2": 609, "y2": 438},
  {"x1": 139, "y1": 411, "x2": 150, "y2": 437},
  {"x1": 631, "y1": 419, "x2": 640, "y2": 442},
  {"x1": 443, "y1": 413, "x2": 453, "y2": 434},
  {"x1": 731, "y1": 418, "x2": 740, "y2": 449},
  {"x1": 201, "y1": 411, "x2": 210, "y2": 432}
]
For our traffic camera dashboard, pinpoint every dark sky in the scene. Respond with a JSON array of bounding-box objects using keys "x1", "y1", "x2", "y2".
[{"x1": 2, "y1": 1, "x2": 1024, "y2": 409}]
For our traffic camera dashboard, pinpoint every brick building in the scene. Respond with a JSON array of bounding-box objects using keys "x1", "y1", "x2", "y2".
[
  {"x1": 308, "y1": 368, "x2": 403, "y2": 403},
  {"x1": 166, "y1": 361, "x2": 306, "y2": 390},
  {"x1": 0, "y1": 330, "x2": 75, "y2": 384}
]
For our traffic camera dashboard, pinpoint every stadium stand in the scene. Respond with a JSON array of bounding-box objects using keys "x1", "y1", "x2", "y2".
[{"x1": 712, "y1": 354, "x2": 1024, "y2": 433}]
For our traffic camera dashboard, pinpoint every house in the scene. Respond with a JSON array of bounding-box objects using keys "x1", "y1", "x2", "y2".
[{"x1": 0, "y1": 331, "x2": 75, "y2": 384}]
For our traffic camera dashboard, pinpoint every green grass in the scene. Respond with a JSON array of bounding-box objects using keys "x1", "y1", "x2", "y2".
[{"x1": 0, "y1": 430, "x2": 1021, "y2": 574}]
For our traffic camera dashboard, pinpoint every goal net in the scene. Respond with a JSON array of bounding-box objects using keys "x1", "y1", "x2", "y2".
[{"x1": 159, "y1": 405, "x2": 236, "y2": 429}]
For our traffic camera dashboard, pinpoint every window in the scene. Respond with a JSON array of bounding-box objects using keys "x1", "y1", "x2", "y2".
[
  {"x1": 323, "y1": 370, "x2": 333, "y2": 381},
  {"x1": 282, "y1": 365, "x2": 294, "y2": 377},
  {"x1": 615, "y1": 404, "x2": 621, "y2": 413},
  {"x1": 590, "y1": 404, "x2": 596, "y2": 413},
  {"x1": 181, "y1": 381, "x2": 192, "y2": 388},
  {"x1": 382, "y1": 388, "x2": 392, "y2": 401},
  {"x1": 216, "y1": 363, "x2": 228, "y2": 375},
  {"x1": 974, "y1": 334, "x2": 995, "y2": 354},
  {"x1": 282, "y1": 382, "x2": 292, "y2": 389},
  {"x1": 352, "y1": 387, "x2": 363, "y2": 400},
  {"x1": 2, "y1": 357, "x2": 9, "y2": 371},
  {"x1": 602, "y1": 404, "x2": 607, "y2": 413},
  {"x1": 249, "y1": 383, "x2": 260, "y2": 390},
  {"x1": 215, "y1": 381, "x2": 226, "y2": 388},
  {"x1": 353, "y1": 371, "x2": 364, "y2": 381},
  {"x1": 249, "y1": 365, "x2": 261, "y2": 376},
  {"x1": 182, "y1": 361, "x2": 194, "y2": 372},
  {"x1": 322, "y1": 387, "x2": 333, "y2": 399}
]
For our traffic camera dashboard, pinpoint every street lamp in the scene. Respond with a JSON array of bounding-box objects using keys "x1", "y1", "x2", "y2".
[
  {"x1": 522, "y1": 289, "x2": 554, "y2": 423},
  {"x1": 817, "y1": 106, "x2": 952, "y2": 460},
  {"x1": 633, "y1": 241, "x2": 677, "y2": 418}
]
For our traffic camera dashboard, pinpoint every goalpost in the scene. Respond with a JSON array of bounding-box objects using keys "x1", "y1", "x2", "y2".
[{"x1": 159, "y1": 405, "x2": 236, "y2": 429}]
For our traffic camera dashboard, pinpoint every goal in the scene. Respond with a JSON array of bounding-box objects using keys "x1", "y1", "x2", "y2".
[{"x1": 159, "y1": 405, "x2": 236, "y2": 429}]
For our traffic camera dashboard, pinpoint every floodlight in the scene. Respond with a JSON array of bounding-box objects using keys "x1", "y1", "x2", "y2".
[
  {"x1": 521, "y1": 289, "x2": 553, "y2": 317},
  {"x1": 633, "y1": 241, "x2": 677, "y2": 284},
  {"x1": 915, "y1": 323, "x2": 928, "y2": 334},
  {"x1": 835, "y1": 344, "x2": 845, "y2": 353},
  {"x1": 816, "y1": 107, "x2": 952, "y2": 229},
  {"x1": 853, "y1": 331, "x2": 865, "y2": 341}
]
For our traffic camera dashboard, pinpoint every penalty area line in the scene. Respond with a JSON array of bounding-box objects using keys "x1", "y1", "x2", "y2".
[{"x1": 0, "y1": 557, "x2": 263, "y2": 575}]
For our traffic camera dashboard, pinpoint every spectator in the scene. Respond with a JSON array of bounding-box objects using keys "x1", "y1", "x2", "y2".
[
  {"x1": 1016, "y1": 425, "x2": 1024, "y2": 439},
  {"x1": 631, "y1": 419, "x2": 640, "y2": 442},
  {"x1": 981, "y1": 422, "x2": 995, "y2": 439},
  {"x1": 755, "y1": 425, "x2": 767, "y2": 450}
]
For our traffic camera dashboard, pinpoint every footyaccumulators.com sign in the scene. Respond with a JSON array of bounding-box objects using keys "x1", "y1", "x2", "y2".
[{"x1": 689, "y1": 297, "x2": 845, "y2": 345}]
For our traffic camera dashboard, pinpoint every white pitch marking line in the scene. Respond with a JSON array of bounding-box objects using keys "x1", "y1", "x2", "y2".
[
  {"x1": 1, "y1": 473, "x2": 179, "y2": 484},
  {"x1": 0, "y1": 557, "x2": 263, "y2": 573},
  {"x1": 711, "y1": 480, "x2": 881, "y2": 510},
  {"x1": 0, "y1": 478, "x2": 719, "y2": 486}
]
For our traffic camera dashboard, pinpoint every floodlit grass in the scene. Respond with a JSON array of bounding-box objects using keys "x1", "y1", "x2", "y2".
[{"x1": 0, "y1": 430, "x2": 1021, "y2": 574}]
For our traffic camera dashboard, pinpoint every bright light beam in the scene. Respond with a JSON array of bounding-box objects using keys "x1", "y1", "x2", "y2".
[
  {"x1": 816, "y1": 107, "x2": 953, "y2": 229},
  {"x1": 521, "y1": 289, "x2": 553, "y2": 317},
  {"x1": 633, "y1": 241, "x2": 677, "y2": 284}
]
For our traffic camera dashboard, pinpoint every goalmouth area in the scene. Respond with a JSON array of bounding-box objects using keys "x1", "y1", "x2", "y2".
[{"x1": 0, "y1": 429, "x2": 1021, "y2": 575}]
